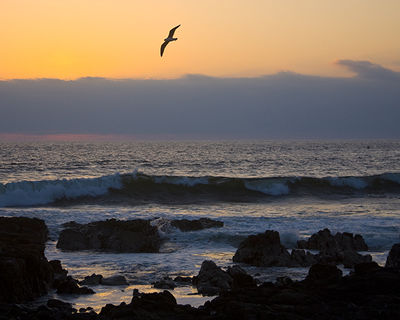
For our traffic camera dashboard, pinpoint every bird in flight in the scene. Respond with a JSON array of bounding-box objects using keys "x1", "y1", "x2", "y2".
[{"x1": 160, "y1": 25, "x2": 180, "y2": 57}]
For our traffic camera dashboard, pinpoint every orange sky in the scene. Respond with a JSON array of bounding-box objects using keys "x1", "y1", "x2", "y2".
[{"x1": 1, "y1": 0, "x2": 400, "y2": 80}]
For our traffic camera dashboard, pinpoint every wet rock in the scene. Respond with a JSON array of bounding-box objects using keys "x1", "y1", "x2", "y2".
[
  {"x1": 79, "y1": 274, "x2": 103, "y2": 286},
  {"x1": 170, "y1": 217, "x2": 224, "y2": 232},
  {"x1": 47, "y1": 298, "x2": 73, "y2": 311},
  {"x1": 48, "y1": 260, "x2": 70, "y2": 288},
  {"x1": 385, "y1": 243, "x2": 400, "y2": 268},
  {"x1": 174, "y1": 276, "x2": 192, "y2": 283},
  {"x1": 56, "y1": 218, "x2": 161, "y2": 253},
  {"x1": 309, "y1": 229, "x2": 371, "y2": 268},
  {"x1": 56, "y1": 279, "x2": 95, "y2": 295},
  {"x1": 305, "y1": 228, "x2": 333, "y2": 250},
  {"x1": 227, "y1": 265, "x2": 257, "y2": 289},
  {"x1": 354, "y1": 262, "x2": 380, "y2": 276},
  {"x1": 193, "y1": 260, "x2": 233, "y2": 295},
  {"x1": 102, "y1": 275, "x2": 129, "y2": 286},
  {"x1": 234, "y1": 229, "x2": 371, "y2": 269},
  {"x1": 233, "y1": 230, "x2": 293, "y2": 267},
  {"x1": 305, "y1": 228, "x2": 368, "y2": 252},
  {"x1": 290, "y1": 249, "x2": 318, "y2": 267},
  {"x1": 342, "y1": 250, "x2": 372, "y2": 268},
  {"x1": 0, "y1": 217, "x2": 54, "y2": 303},
  {"x1": 335, "y1": 231, "x2": 369, "y2": 251},
  {"x1": 153, "y1": 277, "x2": 176, "y2": 289},
  {"x1": 78, "y1": 273, "x2": 128, "y2": 286},
  {"x1": 99, "y1": 290, "x2": 203, "y2": 319},
  {"x1": 305, "y1": 263, "x2": 343, "y2": 284}
]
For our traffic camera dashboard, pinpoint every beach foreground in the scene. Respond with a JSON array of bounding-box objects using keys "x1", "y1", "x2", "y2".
[{"x1": 1, "y1": 216, "x2": 400, "y2": 319}]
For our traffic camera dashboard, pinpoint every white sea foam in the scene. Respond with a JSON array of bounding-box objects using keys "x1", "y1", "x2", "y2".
[
  {"x1": 0, "y1": 174, "x2": 122, "y2": 207},
  {"x1": 327, "y1": 177, "x2": 368, "y2": 189},
  {"x1": 244, "y1": 179, "x2": 290, "y2": 195},
  {"x1": 154, "y1": 176, "x2": 209, "y2": 187},
  {"x1": 1, "y1": 140, "x2": 399, "y2": 310}
]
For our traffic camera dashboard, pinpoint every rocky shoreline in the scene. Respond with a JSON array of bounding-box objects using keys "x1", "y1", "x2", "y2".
[{"x1": 1, "y1": 216, "x2": 400, "y2": 319}]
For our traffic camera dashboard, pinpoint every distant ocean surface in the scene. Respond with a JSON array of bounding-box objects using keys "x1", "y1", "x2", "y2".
[{"x1": 1, "y1": 140, "x2": 400, "y2": 310}]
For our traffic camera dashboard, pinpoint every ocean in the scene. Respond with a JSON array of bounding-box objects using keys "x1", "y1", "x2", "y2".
[{"x1": 1, "y1": 140, "x2": 400, "y2": 311}]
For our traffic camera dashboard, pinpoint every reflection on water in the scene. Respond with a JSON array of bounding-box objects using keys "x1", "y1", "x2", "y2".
[{"x1": 33, "y1": 284, "x2": 211, "y2": 313}]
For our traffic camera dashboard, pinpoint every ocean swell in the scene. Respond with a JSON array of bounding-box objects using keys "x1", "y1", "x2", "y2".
[
  {"x1": 0, "y1": 173, "x2": 123, "y2": 207},
  {"x1": 1, "y1": 171, "x2": 400, "y2": 207}
]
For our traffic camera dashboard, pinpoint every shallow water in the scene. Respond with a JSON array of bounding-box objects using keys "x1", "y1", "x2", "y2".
[{"x1": 1, "y1": 140, "x2": 400, "y2": 310}]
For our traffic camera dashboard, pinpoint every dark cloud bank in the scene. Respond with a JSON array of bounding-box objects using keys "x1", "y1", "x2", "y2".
[{"x1": 1, "y1": 60, "x2": 399, "y2": 140}]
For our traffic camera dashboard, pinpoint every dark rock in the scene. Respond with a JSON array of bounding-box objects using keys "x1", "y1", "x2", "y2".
[
  {"x1": 385, "y1": 243, "x2": 400, "y2": 268},
  {"x1": 78, "y1": 273, "x2": 128, "y2": 286},
  {"x1": 193, "y1": 260, "x2": 233, "y2": 295},
  {"x1": 56, "y1": 218, "x2": 161, "y2": 253},
  {"x1": 227, "y1": 265, "x2": 257, "y2": 289},
  {"x1": 233, "y1": 230, "x2": 292, "y2": 267},
  {"x1": 79, "y1": 274, "x2": 103, "y2": 286},
  {"x1": 102, "y1": 275, "x2": 129, "y2": 286},
  {"x1": 342, "y1": 250, "x2": 372, "y2": 268},
  {"x1": 47, "y1": 298, "x2": 73, "y2": 310},
  {"x1": 306, "y1": 228, "x2": 368, "y2": 252},
  {"x1": 276, "y1": 276, "x2": 294, "y2": 286},
  {"x1": 336, "y1": 232, "x2": 369, "y2": 251},
  {"x1": 48, "y1": 260, "x2": 69, "y2": 288},
  {"x1": 235, "y1": 229, "x2": 371, "y2": 269},
  {"x1": 297, "y1": 239, "x2": 308, "y2": 249},
  {"x1": 306, "y1": 228, "x2": 333, "y2": 250},
  {"x1": 99, "y1": 290, "x2": 201, "y2": 319},
  {"x1": 305, "y1": 263, "x2": 343, "y2": 284},
  {"x1": 171, "y1": 217, "x2": 224, "y2": 231},
  {"x1": 56, "y1": 279, "x2": 95, "y2": 295},
  {"x1": 0, "y1": 217, "x2": 54, "y2": 303},
  {"x1": 354, "y1": 262, "x2": 380, "y2": 276},
  {"x1": 153, "y1": 277, "x2": 176, "y2": 289},
  {"x1": 174, "y1": 276, "x2": 192, "y2": 283},
  {"x1": 290, "y1": 249, "x2": 318, "y2": 267}
]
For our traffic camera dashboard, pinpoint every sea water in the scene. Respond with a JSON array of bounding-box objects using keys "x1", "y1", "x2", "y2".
[{"x1": 1, "y1": 140, "x2": 400, "y2": 311}]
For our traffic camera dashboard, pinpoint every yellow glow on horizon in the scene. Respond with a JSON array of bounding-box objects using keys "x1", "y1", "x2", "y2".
[{"x1": 1, "y1": 0, "x2": 399, "y2": 80}]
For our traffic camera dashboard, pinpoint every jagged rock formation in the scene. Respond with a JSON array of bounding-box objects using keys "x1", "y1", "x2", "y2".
[
  {"x1": 171, "y1": 217, "x2": 223, "y2": 231},
  {"x1": 56, "y1": 218, "x2": 161, "y2": 252},
  {"x1": 0, "y1": 217, "x2": 54, "y2": 303},
  {"x1": 233, "y1": 228, "x2": 371, "y2": 268},
  {"x1": 385, "y1": 243, "x2": 400, "y2": 268}
]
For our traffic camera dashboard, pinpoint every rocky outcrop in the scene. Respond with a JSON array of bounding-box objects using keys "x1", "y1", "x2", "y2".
[
  {"x1": 298, "y1": 228, "x2": 368, "y2": 251},
  {"x1": 171, "y1": 218, "x2": 224, "y2": 231},
  {"x1": 98, "y1": 290, "x2": 205, "y2": 319},
  {"x1": 385, "y1": 243, "x2": 400, "y2": 268},
  {"x1": 56, "y1": 218, "x2": 161, "y2": 252},
  {"x1": 193, "y1": 260, "x2": 234, "y2": 295},
  {"x1": 0, "y1": 217, "x2": 54, "y2": 303},
  {"x1": 203, "y1": 262, "x2": 400, "y2": 320},
  {"x1": 192, "y1": 260, "x2": 256, "y2": 296},
  {"x1": 233, "y1": 230, "x2": 293, "y2": 267},
  {"x1": 2, "y1": 259, "x2": 400, "y2": 319},
  {"x1": 94, "y1": 261, "x2": 400, "y2": 320},
  {"x1": 233, "y1": 229, "x2": 372, "y2": 268},
  {"x1": 57, "y1": 218, "x2": 224, "y2": 252},
  {"x1": 79, "y1": 273, "x2": 129, "y2": 287}
]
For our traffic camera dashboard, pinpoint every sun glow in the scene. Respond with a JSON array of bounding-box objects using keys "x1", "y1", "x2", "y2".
[{"x1": 1, "y1": 0, "x2": 399, "y2": 80}]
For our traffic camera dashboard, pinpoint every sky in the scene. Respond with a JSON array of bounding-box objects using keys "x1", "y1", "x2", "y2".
[{"x1": 0, "y1": 0, "x2": 399, "y2": 141}]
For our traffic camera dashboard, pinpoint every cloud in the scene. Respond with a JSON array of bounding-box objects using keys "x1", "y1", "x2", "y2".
[
  {"x1": 334, "y1": 60, "x2": 400, "y2": 82},
  {"x1": 0, "y1": 60, "x2": 399, "y2": 140}
]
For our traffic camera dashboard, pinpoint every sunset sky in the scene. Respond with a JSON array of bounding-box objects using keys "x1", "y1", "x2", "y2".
[{"x1": 1, "y1": 0, "x2": 399, "y2": 140}]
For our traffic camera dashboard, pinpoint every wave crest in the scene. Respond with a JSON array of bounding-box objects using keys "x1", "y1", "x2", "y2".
[{"x1": 1, "y1": 171, "x2": 400, "y2": 207}]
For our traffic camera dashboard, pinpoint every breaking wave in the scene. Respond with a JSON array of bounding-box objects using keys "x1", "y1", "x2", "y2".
[{"x1": 1, "y1": 171, "x2": 400, "y2": 207}]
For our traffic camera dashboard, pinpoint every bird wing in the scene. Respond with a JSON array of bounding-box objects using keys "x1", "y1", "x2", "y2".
[
  {"x1": 160, "y1": 41, "x2": 169, "y2": 57},
  {"x1": 168, "y1": 24, "x2": 180, "y2": 38}
]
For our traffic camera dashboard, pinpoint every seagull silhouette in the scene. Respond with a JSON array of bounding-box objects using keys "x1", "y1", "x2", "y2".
[{"x1": 160, "y1": 25, "x2": 180, "y2": 57}]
